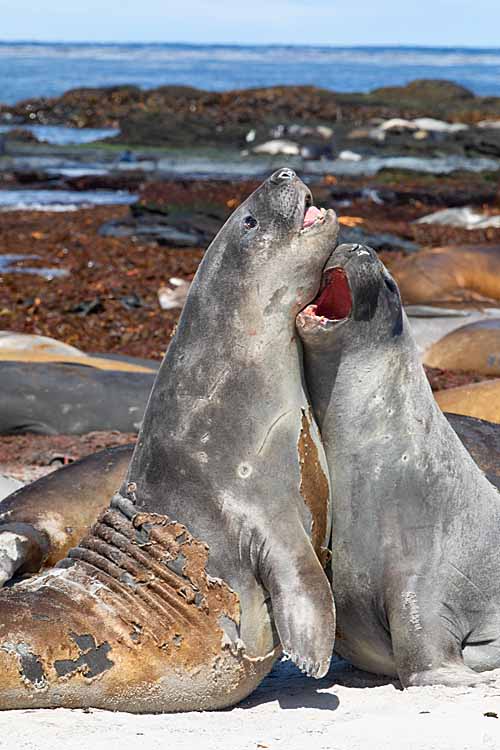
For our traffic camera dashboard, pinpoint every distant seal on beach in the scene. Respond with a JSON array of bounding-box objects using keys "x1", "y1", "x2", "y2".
[
  {"x1": 0, "y1": 332, "x2": 158, "y2": 373},
  {"x1": 297, "y1": 242, "x2": 500, "y2": 687},
  {"x1": 404, "y1": 307, "x2": 499, "y2": 359},
  {"x1": 0, "y1": 169, "x2": 338, "y2": 712},
  {"x1": 424, "y1": 318, "x2": 500, "y2": 375},
  {"x1": 435, "y1": 378, "x2": 500, "y2": 424},
  {"x1": 391, "y1": 245, "x2": 500, "y2": 305},
  {"x1": 0, "y1": 363, "x2": 157, "y2": 435},
  {"x1": 0, "y1": 332, "x2": 158, "y2": 435}
]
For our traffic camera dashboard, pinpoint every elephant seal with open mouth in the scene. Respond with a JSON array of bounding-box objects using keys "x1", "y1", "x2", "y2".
[
  {"x1": 297, "y1": 243, "x2": 500, "y2": 688},
  {"x1": 0, "y1": 169, "x2": 338, "y2": 712}
]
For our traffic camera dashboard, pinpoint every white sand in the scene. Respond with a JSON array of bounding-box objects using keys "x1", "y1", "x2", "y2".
[{"x1": 1, "y1": 657, "x2": 500, "y2": 750}]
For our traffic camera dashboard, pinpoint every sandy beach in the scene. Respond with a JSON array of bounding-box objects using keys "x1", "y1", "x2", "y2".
[{"x1": 2, "y1": 657, "x2": 500, "y2": 750}]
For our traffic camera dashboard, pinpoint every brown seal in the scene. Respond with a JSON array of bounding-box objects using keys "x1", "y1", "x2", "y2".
[
  {"x1": 424, "y1": 318, "x2": 500, "y2": 375},
  {"x1": 435, "y1": 378, "x2": 500, "y2": 424},
  {"x1": 0, "y1": 446, "x2": 132, "y2": 585},
  {"x1": 391, "y1": 245, "x2": 500, "y2": 305}
]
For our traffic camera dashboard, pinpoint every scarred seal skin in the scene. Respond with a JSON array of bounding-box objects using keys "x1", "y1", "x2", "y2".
[
  {"x1": 0, "y1": 169, "x2": 338, "y2": 712},
  {"x1": 297, "y1": 242, "x2": 500, "y2": 688}
]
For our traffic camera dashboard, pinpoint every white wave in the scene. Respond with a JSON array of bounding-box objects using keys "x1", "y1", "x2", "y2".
[
  {"x1": 1, "y1": 44, "x2": 500, "y2": 68},
  {"x1": 0, "y1": 124, "x2": 118, "y2": 145},
  {"x1": 0, "y1": 189, "x2": 137, "y2": 210}
]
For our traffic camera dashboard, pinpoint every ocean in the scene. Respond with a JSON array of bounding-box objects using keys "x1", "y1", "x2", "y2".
[{"x1": 0, "y1": 42, "x2": 500, "y2": 104}]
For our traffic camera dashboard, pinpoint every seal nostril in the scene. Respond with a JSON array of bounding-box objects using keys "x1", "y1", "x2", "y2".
[{"x1": 273, "y1": 168, "x2": 296, "y2": 182}]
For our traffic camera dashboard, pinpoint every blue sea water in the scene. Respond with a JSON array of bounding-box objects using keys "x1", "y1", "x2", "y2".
[{"x1": 0, "y1": 42, "x2": 499, "y2": 105}]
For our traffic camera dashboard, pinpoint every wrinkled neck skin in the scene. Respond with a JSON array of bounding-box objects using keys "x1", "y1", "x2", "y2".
[{"x1": 124, "y1": 231, "x2": 327, "y2": 654}]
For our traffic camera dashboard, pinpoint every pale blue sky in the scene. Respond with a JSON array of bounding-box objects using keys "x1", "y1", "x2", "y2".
[{"x1": 1, "y1": 0, "x2": 499, "y2": 47}]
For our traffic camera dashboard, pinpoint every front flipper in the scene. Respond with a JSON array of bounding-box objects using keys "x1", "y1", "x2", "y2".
[
  {"x1": 261, "y1": 527, "x2": 335, "y2": 678},
  {"x1": 0, "y1": 523, "x2": 47, "y2": 586}
]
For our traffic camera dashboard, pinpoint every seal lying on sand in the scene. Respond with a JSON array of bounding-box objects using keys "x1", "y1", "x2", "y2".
[
  {"x1": 435, "y1": 378, "x2": 500, "y2": 424},
  {"x1": 297, "y1": 243, "x2": 500, "y2": 687},
  {"x1": 0, "y1": 169, "x2": 338, "y2": 711},
  {"x1": 424, "y1": 318, "x2": 500, "y2": 376},
  {"x1": 404, "y1": 307, "x2": 499, "y2": 359},
  {"x1": 0, "y1": 363, "x2": 157, "y2": 435},
  {"x1": 0, "y1": 333, "x2": 159, "y2": 435},
  {"x1": 446, "y1": 413, "x2": 500, "y2": 489},
  {"x1": 391, "y1": 245, "x2": 500, "y2": 305}
]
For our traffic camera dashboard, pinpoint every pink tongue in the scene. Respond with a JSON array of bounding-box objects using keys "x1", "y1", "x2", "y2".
[{"x1": 303, "y1": 206, "x2": 322, "y2": 228}]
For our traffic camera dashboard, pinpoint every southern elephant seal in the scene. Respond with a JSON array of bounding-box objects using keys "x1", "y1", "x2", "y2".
[
  {"x1": 403, "y1": 307, "x2": 500, "y2": 360},
  {"x1": 435, "y1": 378, "x2": 500, "y2": 424},
  {"x1": 0, "y1": 332, "x2": 158, "y2": 373},
  {"x1": 0, "y1": 363, "x2": 157, "y2": 435},
  {"x1": 391, "y1": 245, "x2": 500, "y2": 305},
  {"x1": 0, "y1": 332, "x2": 159, "y2": 435},
  {"x1": 445, "y1": 413, "x2": 500, "y2": 490},
  {"x1": 0, "y1": 169, "x2": 338, "y2": 711},
  {"x1": 297, "y1": 242, "x2": 500, "y2": 687},
  {"x1": 424, "y1": 318, "x2": 500, "y2": 375}
]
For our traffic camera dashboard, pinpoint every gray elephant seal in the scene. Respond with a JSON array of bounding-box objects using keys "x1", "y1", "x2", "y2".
[
  {"x1": 297, "y1": 242, "x2": 500, "y2": 688},
  {"x1": 0, "y1": 169, "x2": 338, "y2": 712},
  {"x1": 0, "y1": 332, "x2": 158, "y2": 435},
  {"x1": 0, "y1": 362, "x2": 157, "y2": 435}
]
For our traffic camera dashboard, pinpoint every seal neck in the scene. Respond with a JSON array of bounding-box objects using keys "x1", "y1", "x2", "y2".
[
  {"x1": 305, "y1": 312, "x2": 490, "y2": 524},
  {"x1": 306, "y1": 313, "x2": 433, "y2": 450}
]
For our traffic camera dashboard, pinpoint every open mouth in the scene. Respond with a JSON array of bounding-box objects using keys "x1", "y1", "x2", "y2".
[
  {"x1": 301, "y1": 267, "x2": 352, "y2": 324},
  {"x1": 301, "y1": 195, "x2": 327, "y2": 232}
]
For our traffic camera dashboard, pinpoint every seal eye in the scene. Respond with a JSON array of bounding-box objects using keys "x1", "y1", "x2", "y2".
[
  {"x1": 383, "y1": 275, "x2": 398, "y2": 294},
  {"x1": 243, "y1": 216, "x2": 258, "y2": 230}
]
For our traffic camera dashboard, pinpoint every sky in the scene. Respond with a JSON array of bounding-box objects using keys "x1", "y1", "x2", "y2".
[{"x1": 1, "y1": 0, "x2": 500, "y2": 47}]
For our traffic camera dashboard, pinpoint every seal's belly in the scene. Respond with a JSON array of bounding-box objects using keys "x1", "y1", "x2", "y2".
[
  {"x1": 334, "y1": 608, "x2": 397, "y2": 678},
  {"x1": 0, "y1": 509, "x2": 277, "y2": 712},
  {"x1": 332, "y1": 564, "x2": 397, "y2": 678}
]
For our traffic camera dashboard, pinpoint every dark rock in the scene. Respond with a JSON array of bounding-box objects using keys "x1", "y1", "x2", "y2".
[
  {"x1": 99, "y1": 218, "x2": 201, "y2": 246},
  {"x1": 2, "y1": 79, "x2": 500, "y2": 149},
  {"x1": 69, "y1": 298, "x2": 104, "y2": 316},
  {"x1": 458, "y1": 128, "x2": 500, "y2": 158},
  {"x1": 3, "y1": 128, "x2": 40, "y2": 143},
  {"x1": 119, "y1": 293, "x2": 144, "y2": 310},
  {"x1": 371, "y1": 79, "x2": 474, "y2": 104}
]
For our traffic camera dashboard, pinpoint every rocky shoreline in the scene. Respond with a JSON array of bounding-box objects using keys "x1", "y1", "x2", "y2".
[
  {"x1": 1, "y1": 79, "x2": 500, "y2": 160},
  {"x1": 0, "y1": 78, "x2": 499, "y2": 467}
]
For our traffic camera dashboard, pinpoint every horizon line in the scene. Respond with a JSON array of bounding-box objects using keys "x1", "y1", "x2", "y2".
[{"x1": 1, "y1": 39, "x2": 500, "y2": 51}]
